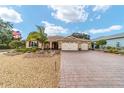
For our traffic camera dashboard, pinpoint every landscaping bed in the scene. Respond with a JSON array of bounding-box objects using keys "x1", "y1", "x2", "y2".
[
  {"x1": 3, "y1": 48, "x2": 60, "y2": 57},
  {"x1": 0, "y1": 53, "x2": 60, "y2": 88},
  {"x1": 24, "y1": 50, "x2": 60, "y2": 58},
  {"x1": 103, "y1": 46, "x2": 124, "y2": 55}
]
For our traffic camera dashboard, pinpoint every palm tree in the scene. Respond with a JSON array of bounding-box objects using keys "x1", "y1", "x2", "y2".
[
  {"x1": 27, "y1": 25, "x2": 47, "y2": 49},
  {"x1": 36, "y1": 25, "x2": 47, "y2": 49},
  {"x1": 27, "y1": 32, "x2": 40, "y2": 41}
]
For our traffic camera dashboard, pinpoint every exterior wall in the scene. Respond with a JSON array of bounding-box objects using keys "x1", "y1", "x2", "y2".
[
  {"x1": 58, "y1": 41, "x2": 62, "y2": 49},
  {"x1": 50, "y1": 42, "x2": 52, "y2": 49},
  {"x1": 26, "y1": 41, "x2": 30, "y2": 48},
  {"x1": 106, "y1": 38, "x2": 124, "y2": 47},
  {"x1": 88, "y1": 42, "x2": 92, "y2": 49},
  {"x1": 38, "y1": 42, "x2": 42, "y2": 48}
]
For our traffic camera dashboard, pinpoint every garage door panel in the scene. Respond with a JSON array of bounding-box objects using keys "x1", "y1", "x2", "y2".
[
  {"x1": 81, "y1": 43, "x2": 88, "y2": 50},
  {"x1": 62, "y1": 42, "x2": 78, "y2": 50}
]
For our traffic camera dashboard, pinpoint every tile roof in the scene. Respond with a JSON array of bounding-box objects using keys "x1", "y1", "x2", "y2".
[
  {"x1": 48, "y1": 35, "x2": 64, "y2": 41},
  {"x1": 59, "y1": 36, "x2": 90, "y2": 42}
]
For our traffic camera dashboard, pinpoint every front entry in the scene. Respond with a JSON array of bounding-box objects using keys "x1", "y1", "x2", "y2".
[{"x1": 52, "y1": 42, "x2": 58, "y2": 50}]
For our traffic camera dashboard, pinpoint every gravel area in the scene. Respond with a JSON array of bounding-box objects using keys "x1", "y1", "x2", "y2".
[{"x1": 0, "y1": 53, "x2": 60, "y2": 88}]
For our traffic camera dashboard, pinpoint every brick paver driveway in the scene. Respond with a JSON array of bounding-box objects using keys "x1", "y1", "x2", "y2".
[{"x1": 59, "y1": 51, "x2": 124, "y2": 88}]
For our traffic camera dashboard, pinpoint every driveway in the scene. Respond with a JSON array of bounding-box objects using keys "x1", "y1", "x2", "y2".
[{"x1": 59, "y1": 51, "x2": 124, "y2": 88}]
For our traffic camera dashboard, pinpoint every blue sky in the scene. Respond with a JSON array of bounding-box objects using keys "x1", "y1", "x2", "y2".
[{"x1": 0, "y1": 5, "x2": 124, "y2": 39}]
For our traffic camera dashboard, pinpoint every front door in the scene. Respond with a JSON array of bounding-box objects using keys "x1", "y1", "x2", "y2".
[{"x1": 52, "y1": 42, "x2": 58, "y2": 50}]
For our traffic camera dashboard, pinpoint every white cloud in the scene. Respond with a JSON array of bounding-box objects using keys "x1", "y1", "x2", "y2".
[
  {"x1": 96, "y1": 15, "x2": 101, "y2": 20},
  {"x1": 78, "y1": 31, "x2": 89, "y2": 35},
  {"x1": 42, "y1": 21, "x2": 68, "y2": 36},
  {"x1": 88, "y1": 25, "x2": 123, "y2": 34},
  {"x1": 12, "y1": 28, "x2": 20, "y2": 31},
  {"x1": 0, "y1": 7, "x2": 23, "y2": 23},
  {"x1": 50, "y1": 5, "x2": 88, "y2": 23},
  {"x1": 93, "y1": 5, "x2": 111, "y2": 12},
  {"x1": 82, "y1": 32, "x2": 89, "y2": 35}
]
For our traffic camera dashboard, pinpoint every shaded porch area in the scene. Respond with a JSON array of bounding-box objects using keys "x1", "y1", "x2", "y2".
[
  {"x1": 26, "y1": 41, "x2": 60, "y2": 50},
  {"x1": 44, "y1": 41, "x2": 59, "y2": 50}
]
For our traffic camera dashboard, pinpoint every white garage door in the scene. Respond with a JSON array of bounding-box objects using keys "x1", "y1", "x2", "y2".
[
  {"x1": 61, "y1": 42, "x2": 78, "y2": 50},
  {"x1": 81, "y1": 43, "x2": 88, "y2": 50}
]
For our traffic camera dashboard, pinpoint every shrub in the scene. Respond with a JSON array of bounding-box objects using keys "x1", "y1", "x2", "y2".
[
  {"x1": 118, "y1": 50, "x2": 124, "y2": 55},
  {"x1": 16, "y1": 48, "x2": 27, "y2": 53},
  {"x1": 0, "y1": 44, "x2": 9, "y2": 49},
  {"x1": 104, "y1": 47, "x2": 119, "y2": 54},
  {"x1": 16, "y1": 48, "x2": 38, "y2": 53},
  {"x1": 104, "y1": 46, "x2": 124, "y2": 54},
  {"x1": 111, "y1": 48, "x2": 119, "y2": 54},
  {"x1": 9, "y1": 40, "x2": 25, "y2": 49},
  {"x1": 106, "y1": 46, "x2": 112, "y2": 49},
  {"x1": 31, "y1": 48, "x2": 37, "y2": 52}
]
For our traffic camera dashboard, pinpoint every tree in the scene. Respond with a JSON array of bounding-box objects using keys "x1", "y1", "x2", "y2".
[
  {"x1": 36, "y1": 25, "x2": 47, "y2": 49},
  {"x1": 0, "y1": 18, "x2": 13, "y2": 45},
  {"x1": 27, "y1": 25, "x2": 47, "y2": 49},
  {"x1": 71, "y1": 32, "x2": 90, "y2": 40},
  {"x1": 27, "y1": 32, "x2": 40, "y2": 41},
  {"x1": 96, "y1": 39, "x2": 107, "y2": 49},
  {"x1": 9, "y1": 40, "x2": 25, "y2": 49}
]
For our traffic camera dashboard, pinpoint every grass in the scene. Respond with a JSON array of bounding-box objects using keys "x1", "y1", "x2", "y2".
[{"x1": 0, "y1": 53, "x2": 60, "y2": 88}]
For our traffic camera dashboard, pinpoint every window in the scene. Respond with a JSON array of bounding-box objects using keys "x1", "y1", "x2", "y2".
[
  {"x1": 116, "y1": 42, "x2": 120, "y2": 47},
  {"x1": 29, "y1": 41, "x2": 38, "y2": 47}
]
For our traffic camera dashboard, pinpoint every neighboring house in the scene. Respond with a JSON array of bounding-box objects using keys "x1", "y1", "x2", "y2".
[
  {"x1": 26, "y1": 36, "x2": 91, "y2": 51},
  {"x1": 12, "y1": 31, "x2": 21, "y2": 40},
  {"x1": 93, "y1": 32, "x2": 124, "y2": 48}
]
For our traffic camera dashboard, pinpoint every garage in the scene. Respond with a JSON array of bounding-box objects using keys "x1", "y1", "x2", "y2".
[
  {"x1": 59, "y1": 36, "x2": 91, "y2": 51},
  {"x1": 81, "y1": 43, "x2": 88, "y2": 50},
  {"x1": 61, "y1": 42, "x2": 78, "y2": 50}
]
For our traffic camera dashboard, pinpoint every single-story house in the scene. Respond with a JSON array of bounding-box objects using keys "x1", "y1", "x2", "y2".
[
  {"x1": 93, "y1": 32, "x2": 124, "y2": 48},
  {"x1": 26, "y1": 36, "x2": 91, "y2": 51}
]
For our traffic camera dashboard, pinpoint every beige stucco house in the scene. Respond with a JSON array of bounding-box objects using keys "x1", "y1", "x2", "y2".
[{"x1": 26, "y1": 36, "x2": 91, "y2": 51}]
